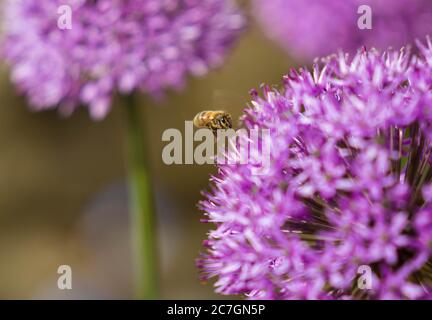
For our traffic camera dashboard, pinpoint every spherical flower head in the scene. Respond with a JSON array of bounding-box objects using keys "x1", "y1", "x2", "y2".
[
  {"x1": 1, "y1": 0, "x2": 244, "y2": 119},
  {"x1": 198, "y1": 39, "x2": 432, "y2": 299},
  {"x1": 252, "y1": 0, "x2": 432, "y2": 62}
]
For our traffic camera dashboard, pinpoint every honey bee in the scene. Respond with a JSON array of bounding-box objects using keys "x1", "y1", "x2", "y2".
[{"x1": 193, "y1": 110, "x2": 233, "y2": 135}]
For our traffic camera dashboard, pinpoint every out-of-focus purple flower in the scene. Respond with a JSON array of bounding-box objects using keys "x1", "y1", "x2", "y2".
[
  {"x1": 252, "y1": 0, "x2": 432, "y2": 62},
  {"x1": 197, "y1": 39, "x2": 432, "y2": 299},
  {"x1": 1, "y1": 0, "x2": 244, "y2": 119}
]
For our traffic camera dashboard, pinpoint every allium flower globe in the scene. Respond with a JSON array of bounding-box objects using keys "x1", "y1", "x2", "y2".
[
  {"x1": 253, "y1": 0, "x2": 432, "y2": 61},
  {"x1": 198, "y1": 40, "x2": 432, "y2": 299},
  {"x1": 1, "y1": 0, "x2": 244, "y2": 119}
]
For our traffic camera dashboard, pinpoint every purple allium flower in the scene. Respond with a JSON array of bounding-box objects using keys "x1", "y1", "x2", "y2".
[
  {"x1": 1, "y1": 0, "x2": 244, "y2": 119},
  {"x1": 197, "y1": 40, "x2": 432, "y2": 300},
  {"x1": 252, "y1": 0, "x2": 432, "y2": 62}
]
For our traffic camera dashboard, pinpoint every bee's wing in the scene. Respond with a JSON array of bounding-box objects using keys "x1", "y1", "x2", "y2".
[
  {"x1": 212, "y1": 89, "x2": 243, "y2": 127},
  {"x1": 212, "y1": 89, "x2": 243, "y2": 112}
]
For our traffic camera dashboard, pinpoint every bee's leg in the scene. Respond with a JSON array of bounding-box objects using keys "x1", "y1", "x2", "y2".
[
  {"x1": 218, "y1": 115, "x2": 232, "y2": 129},
  {"x1": 206, "y1": 123, "x2": 218, "y2": 137},
  {"x1": 218, "y1": 119, "x2": 224, "y2": 129},
  {"x1": 226, "y1": 116, "x2": 233, "y2": 129}
]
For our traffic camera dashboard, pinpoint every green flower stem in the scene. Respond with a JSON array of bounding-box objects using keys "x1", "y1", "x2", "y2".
[{"x1": 123, "y1": 94, "x2": 158, "y2": 299}]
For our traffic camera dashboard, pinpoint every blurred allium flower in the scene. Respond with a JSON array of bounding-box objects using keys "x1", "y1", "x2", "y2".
[
  {"x1": 198, "y1": 40, "x2": 432, "y2": 299},
  {"x1": 1, "y1": 0, "x2": 244, "y2": 119},
  {"x1": 253, "y1": 0, "x2": 432, "y2": 62}
]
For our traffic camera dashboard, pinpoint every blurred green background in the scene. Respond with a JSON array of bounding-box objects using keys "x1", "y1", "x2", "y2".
[{"x1": 0, "y1": 3, "x2": 294, "y2": 299}]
